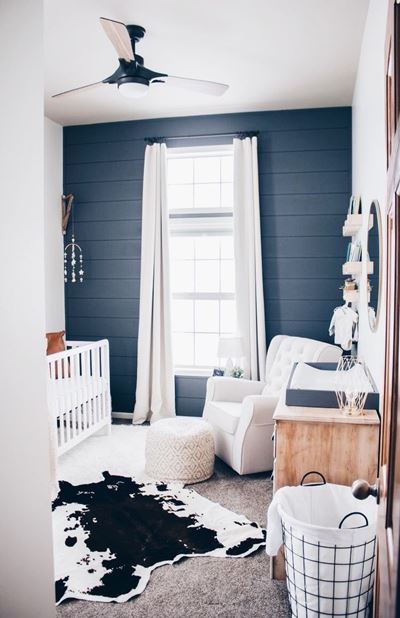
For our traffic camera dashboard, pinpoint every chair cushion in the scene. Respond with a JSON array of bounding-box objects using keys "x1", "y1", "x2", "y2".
[
  {"x1": 263, "y1": 336, "x2": 326, "y2": 396},
  {"x1": 205, "y1": 401, "x2": 242, "y2": 435}
]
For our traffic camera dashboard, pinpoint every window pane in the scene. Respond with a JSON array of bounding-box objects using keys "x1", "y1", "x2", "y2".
[
  {"x1": 168, "y1": 184, "x2": 193, "y2": 209},
  {"x1": 220, "y1": 300, "x2": 237, "y2": 334},
  {"x1": 195, "y1": 333, "x2": 219, "y2": 366},
  {"x1": 221, "y1": 182, "x2": 233, "y2": 208},
  {"x1": 221, "y1": 156, "x2": 233, "y2": 182},
  {"x1": 171, "y1": 260, "x2": 194, "y2": 293},
  {"x1": 220, "y1": 236, "x2": 234, "y2": 259},
  {"x1": 220, "y1": 260, "x2": 235, "y2": 293},
  {"x1": 195, "y1": 236, "x2": 220, "y2": 259},
  {"x1": 172, "y1": 299, "x2": 194, "y2": 332},
  {"x1": 168, "y1": 158, "x2": 193, "y2": 184},
  {"x1": 195, "y1": 300, "x2": 219, "y2": 333},
  {"x1": 172, "y1": 333, "x2": 194, "y2": 366},
  {"x1": 194, "y1": 157, "x2": 220, "y2": 183},
  {"x1": 170, "y1": 237, "x2": 195, "y2": 260},
  {"x1": 196, "y1": 260, "x2": 219, "y2": 293},
  {"x1": 194, "y1": 183, "x2": 220, "y2": 208}
]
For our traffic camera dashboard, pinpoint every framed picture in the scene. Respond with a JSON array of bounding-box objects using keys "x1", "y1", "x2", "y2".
[{"x1": 213, "y1": 368, "x2": 225, "y2": 377}]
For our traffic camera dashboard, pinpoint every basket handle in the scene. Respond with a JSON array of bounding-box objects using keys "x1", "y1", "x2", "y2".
[
  {"x1": 300, "y1": 471, "x2": 326, "y2": 486},
  {"x1": 338, "y1": 511, "x2": 369, "y2": 529}
]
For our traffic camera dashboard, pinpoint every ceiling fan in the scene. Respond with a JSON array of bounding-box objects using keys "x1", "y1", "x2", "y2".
[{"x1": 53, "y1": 17, "x2": 229, "y2": 100}]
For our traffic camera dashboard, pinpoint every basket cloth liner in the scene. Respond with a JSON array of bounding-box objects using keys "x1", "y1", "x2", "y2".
[{"x1": 266, "y1": 483, "x2": 377, "y2": 556}]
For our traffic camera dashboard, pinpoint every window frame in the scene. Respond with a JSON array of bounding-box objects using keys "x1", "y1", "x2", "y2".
[{"x1": 167, "y1": 144, "x2": 236, "y2": 376}]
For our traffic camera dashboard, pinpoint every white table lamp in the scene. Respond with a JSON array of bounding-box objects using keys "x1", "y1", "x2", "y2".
[{"x1": 217, "y1": 336, "x2": 244, "y2": 374}]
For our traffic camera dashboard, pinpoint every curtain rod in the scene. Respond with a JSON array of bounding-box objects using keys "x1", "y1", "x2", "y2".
[{"x1": 144, "y1": 131, "x2": 259, "y2": 144}]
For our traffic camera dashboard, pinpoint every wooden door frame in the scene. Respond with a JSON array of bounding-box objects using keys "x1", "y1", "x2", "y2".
[{"x1": 376, "y1": 2, "x2": 400, "y2": 615}]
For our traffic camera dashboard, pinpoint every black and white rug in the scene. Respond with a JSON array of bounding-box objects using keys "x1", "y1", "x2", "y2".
[{"x1": 53, "y1": 471, "x2": 266, "y2": 604}]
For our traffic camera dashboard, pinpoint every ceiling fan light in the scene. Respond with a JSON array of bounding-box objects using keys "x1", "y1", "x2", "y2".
[{"x1": 118, "y1": 78, "x2": 149, "y2": 99}]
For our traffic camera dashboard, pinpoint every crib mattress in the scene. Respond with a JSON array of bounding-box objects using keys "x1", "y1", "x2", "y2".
[{"x1": 49, "y1": 376, "x2": 108, "y2": 413}]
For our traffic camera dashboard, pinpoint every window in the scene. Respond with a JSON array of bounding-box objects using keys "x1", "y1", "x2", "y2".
[{"x1": 167, "y1": 146, "x2": 237, "y2": 374}]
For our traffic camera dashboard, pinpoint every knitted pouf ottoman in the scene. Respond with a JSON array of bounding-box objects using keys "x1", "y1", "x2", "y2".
[{"x1": 145, "y1": 417, "x2": 215, "y2": 483}]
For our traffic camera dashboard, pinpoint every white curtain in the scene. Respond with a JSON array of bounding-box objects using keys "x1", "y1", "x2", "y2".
[
  {"x1": 233, "y1": 136, "x2": 266, "y2": 380},
  {"x1": 133, "y1": 143, "x2": 175, "y2": 424}
]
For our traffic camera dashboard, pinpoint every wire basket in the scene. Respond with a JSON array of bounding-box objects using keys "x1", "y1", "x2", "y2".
[{"x1": 281, "y1": 473, "x2": 376, "y2": 617}]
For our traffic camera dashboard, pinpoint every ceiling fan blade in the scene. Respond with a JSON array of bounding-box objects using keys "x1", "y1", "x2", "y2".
[
  {"x1": 164, "y1": 76, "x2": 229, "y2": 96},
  {"x1": 100, "y1": 17, "x2": 134, "y2": 62},
  {"x1": 52, "y1": 81, "x2": 105, "y2": 98}
]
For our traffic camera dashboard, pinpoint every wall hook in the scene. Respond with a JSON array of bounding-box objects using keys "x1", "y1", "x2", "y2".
[{"x1": 62, "y1": 194, "x2": 74, "y2": 235}]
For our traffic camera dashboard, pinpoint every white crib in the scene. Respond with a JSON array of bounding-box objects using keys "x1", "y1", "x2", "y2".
[{"x1": 47, "y1": 339, "x2": 112, "y2": 456}]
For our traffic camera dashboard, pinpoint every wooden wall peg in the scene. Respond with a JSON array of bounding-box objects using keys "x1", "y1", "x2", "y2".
[{"x1": 62, "y1": 194, "x2": 74, "y2": 235}]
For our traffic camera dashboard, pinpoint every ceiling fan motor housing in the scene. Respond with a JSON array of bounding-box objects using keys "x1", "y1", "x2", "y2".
[{"x1": 118, "y1": 75, "x2": 149, "y2": 88}]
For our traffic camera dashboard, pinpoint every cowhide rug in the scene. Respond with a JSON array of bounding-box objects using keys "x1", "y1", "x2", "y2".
[{"x1": 53, "y1": 471, "x2": 266, "y2": 604}]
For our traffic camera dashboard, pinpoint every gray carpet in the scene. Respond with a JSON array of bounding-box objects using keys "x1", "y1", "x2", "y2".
[{"x1": 56, "y1": 430, "x2": 291, "y2": 618}]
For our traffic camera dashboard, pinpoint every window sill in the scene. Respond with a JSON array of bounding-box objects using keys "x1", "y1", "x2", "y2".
[{"x1": 174, "y1": 368, "x2": 213, "y2": 378}]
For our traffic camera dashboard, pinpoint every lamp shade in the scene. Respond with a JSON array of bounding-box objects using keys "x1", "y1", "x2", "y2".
[
  {"x1": 217, "y1": 336, "x2": 244, "y2": 359},
  {"x1": 118, "y1": 80, "x2": 149, "y2": 99}
]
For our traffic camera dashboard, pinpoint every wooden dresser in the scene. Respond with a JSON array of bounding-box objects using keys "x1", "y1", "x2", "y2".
[{"x1": 271, "y1": 394, "x2": 380, "y2": 579}]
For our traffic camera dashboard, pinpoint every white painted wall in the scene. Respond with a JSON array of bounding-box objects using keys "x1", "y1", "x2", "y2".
[
  {"x1": 44, "y1": 117, "x2": 65, "y2": 331},
  {"x1": 0, "y1": 1, "x2": 55, "y2": 617},
  {"x1": 352, "y1": 0, "x2": 388, "y2": 394}
]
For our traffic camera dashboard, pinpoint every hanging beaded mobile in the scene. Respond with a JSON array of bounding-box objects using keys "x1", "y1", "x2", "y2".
[{"x1": 64, "y1": 205, "x2": 84, "y2": 283}]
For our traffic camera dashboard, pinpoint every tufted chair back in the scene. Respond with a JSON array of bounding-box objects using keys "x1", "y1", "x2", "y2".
[{"x1": 262, "y1": 335, "x2": 342, "y2": 396}]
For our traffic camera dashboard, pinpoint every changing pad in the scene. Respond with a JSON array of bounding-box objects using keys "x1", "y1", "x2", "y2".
[{"x1": 290, "y1": 362, "x2": 373, "y2": 393}]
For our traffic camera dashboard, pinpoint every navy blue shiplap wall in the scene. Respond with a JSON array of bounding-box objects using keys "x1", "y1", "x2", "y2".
[{"x1": 63, "y1": 107, "x2": 351, "y2": 414}]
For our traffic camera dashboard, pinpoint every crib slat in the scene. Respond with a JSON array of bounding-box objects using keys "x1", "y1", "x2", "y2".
[
  {"x1": 103, "y1": 341, "x2": 111, "y2": 424},
  {"x1": 71, "y1": 394, "x2": 77, "y2": 439},
  {"x1": 65, "y1": 406, "x2": 71, "y2": 443},
  {"x1": 58, "y1": 370, "x2": 65, "y2": 448},
  {"x1": 70, "y1": 354, "x2": 80, "y2": 435},
  {"x1": 60, "y1": 391, "x2": 66, "y2": 447},
  {"x1": 98, "y1": 345, "x2": 103, "y2": 422},
  {"x1": 79, "y1": 352, "x2": 89, "y2": 431},
  {"x1": 85, "y1": 350, "x2": 93, "y2": 429},
  {"x1": 67, "y1": 376, "x2": 75, "y2": 439},
  {"x1": 49, "y1": 360, "x2": 59, "y2": 448},
  {"x1": 87, "y1": 347, "x2": 95, "y2": 430},
  {"x1": 100, "y1": 345, "x2": 105, "y2": 421},
  {"x1": 93, "y1": 346, "x2": 100, "y2": 424}
]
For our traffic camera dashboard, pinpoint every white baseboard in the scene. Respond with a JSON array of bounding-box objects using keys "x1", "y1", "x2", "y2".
[{"x1": 112, "y1": 412, "x2": 133, "y2": 420}]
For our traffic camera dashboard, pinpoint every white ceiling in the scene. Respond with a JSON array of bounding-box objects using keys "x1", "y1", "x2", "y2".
[{"x1": 44, "y1": 0, "x2": 369, "y2": 126}]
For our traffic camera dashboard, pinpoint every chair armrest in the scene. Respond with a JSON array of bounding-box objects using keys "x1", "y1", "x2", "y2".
[
  {"x1": 232, "y1": 394, "x2": 278, "y2": 474},
  {"x1": 206, "y1": 377, "x2": 265, "y2": 403},
  {"x1": 241, "y1": 395, "x2": 279, "y2": 426}
]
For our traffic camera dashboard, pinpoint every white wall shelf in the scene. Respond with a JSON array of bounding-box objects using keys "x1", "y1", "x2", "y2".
[
  {"x1": 342, "y1": 289, "x2": 371, "y2": 304},
  {"x1": 342, "y1": 214, "x2": 373, "y2": 237},
  {"x1": 342, "y1": 261, "x2": 373, "y2": 275}
]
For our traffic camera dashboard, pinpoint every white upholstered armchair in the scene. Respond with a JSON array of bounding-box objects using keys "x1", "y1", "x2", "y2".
[{"x1": 203, "y1": 335, "x2": 342, "y2": 475}]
